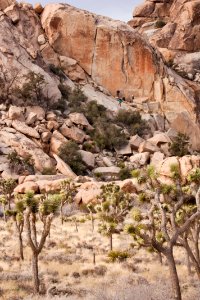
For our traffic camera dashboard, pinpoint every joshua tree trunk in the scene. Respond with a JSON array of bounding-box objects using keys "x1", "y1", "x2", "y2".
[
  {"x1": 91, "y1": 213, "x2": 94, "y2": 232},
  {"x1": 32, "y1": 252, "x2": 40, "y2": 294},
  {"x1": 19, "y1": 233, "x2": 24, "y2": 261},
  {"x1": 60, "y1": 204, "x2": 64, "y2": 225},
  {"x1": 166, "y1": 250, "x2": 182, "y2": 300},
  {"x1": 110, "y1": 234, "x2": 113, "y2": 251}
]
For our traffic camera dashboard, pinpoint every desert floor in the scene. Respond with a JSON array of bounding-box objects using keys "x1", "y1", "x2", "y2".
[{"x1": 0, "y1": 214, "x2": 199, "y2": 300}]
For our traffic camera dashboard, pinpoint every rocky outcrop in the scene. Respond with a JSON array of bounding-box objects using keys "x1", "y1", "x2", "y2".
[
  {"x1": 40, "y1": 3, "x2": 200, "y2": 150},
  {"x1": 0, "y1": 128, "x2": 53, "y2": 172}
]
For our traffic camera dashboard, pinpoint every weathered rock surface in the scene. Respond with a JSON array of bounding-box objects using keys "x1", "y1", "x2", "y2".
[
  {"x1": 53, "y1": 154, "x2": 77, "y2": 179},
  {"x1": 0, "y1": 128, "x2": 53, "y2": 172},
  {"x1": 12, "y1": 120, "x2": 40, "y2": 139},
  {"x1": 41, "y1": 3, "x2": 200, "y2": 150}
]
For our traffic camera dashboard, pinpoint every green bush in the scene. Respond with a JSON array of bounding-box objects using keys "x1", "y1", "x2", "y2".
[
  {"x1": 84, "y1": 101, "x2": 108, "y2": 125},
  {"x1": 58, "y1": 83, "x2": 71, "y2": 99},
  {"x1": 119, "y1": 167, "x2": 131, "y2": 180},
  {"x1": 115, "y1": 110, "x2": 148, "y2": 137},
  {"x1": 42, "y1": 167, "x2": 57, "y2": 175},
  {"x1": 49, "y1": 64, "x2": 66, "y2": 80},
  {"x1": 58, "y1": 141, "x2": 86, "y2": 175},
  {"x1": 92, "y1": 121, "x2": 127, "y2": 150},
  {"x1": 8, "y1": 151, "x2": 34, "y2": 175},
  {"x1": 68, "y1": 86, "x2": 87, "y2": 112},
  {"x1": 155, "y1": 20, "x2": 166, "y2": 28},
  {"x1": 108, "y1": 250, "x2": 130, "y2": 262},
  {"x1": 170, "y1": 133, "x2": 189, "y2": 157}
]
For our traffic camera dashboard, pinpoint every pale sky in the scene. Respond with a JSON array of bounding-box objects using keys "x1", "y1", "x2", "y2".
[{"x1": 27, "y1": 0, "x2": 142, "y2": 21}]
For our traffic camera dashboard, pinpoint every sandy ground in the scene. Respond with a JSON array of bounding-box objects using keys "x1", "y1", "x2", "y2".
[{"x1": 0, "y1": 216, "x2": 199, "y2": 300}]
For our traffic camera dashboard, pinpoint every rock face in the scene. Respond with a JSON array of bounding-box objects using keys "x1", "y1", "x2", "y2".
[
  {"x1": 0, "y1": 128, "x2": 53, "y2": 172},
  {"x1": 41, "y1": 3, "x2": 200, "y2": 150},
  {"x1": 0, "y1": 0, "x2": 16, "y2": 11}
]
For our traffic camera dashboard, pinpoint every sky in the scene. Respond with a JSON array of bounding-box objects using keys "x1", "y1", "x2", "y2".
[{"x1": 28, "y1": 0, "x2": 142, "y2": 21}]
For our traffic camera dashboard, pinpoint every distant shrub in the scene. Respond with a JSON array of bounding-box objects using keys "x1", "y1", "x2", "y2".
[
  {"x1": 58, "y1": 83, "x2": 71, "y2": 99},
  {"x1": 58, "y1": 141, "x2": 86, "y2": 175},
  {"x1": 42, "y1": 167, "x2": 57, "y2": 175},
  {"x1": 155, "y1": 20, "x2": 166, "y2": 28},
  {"x1": 92, "y1": 121, "x2": 127, "y2": 150},
  {"x1": 8, "y1": 151, "x2": 34, "y2": 175},
  {"x1": 170, "y1": 132, "x2": 190, "y2": 157},
  {"x1": 68, "y1": 86, "x2": 87, "y2": 112},
  {"x1": 119, "y1": 167, "x2": 131, "y2": 180},
  {"x1": 49, "y1": 64, "x2": 66, "y2": 80},
  {"x1": 83, "y1": 141, "x2": 97, "y2": 153},
  {"x1": 115, "y1": 110, "x2": 148, "y2": 137},
  {"x1": 108, "y1": 250, "x2": 130, "y2": 262},
  {"x1": 84, "y1": 101, "x2": 108, "y2": 125}
]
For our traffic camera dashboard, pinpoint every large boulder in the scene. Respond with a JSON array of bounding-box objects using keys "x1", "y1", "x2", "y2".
[
  {"x1": 12, "y1": 120, "x2": 40, "y2": 139},
  {"x1": 0, "y1": 128, "x2": 54, "y2": 172},
  {"x1": 53, "y1": 154, "x2": 77, "y2": 179},
  {"x1": 59, "y1": 125, "x2": 86, "y2": 143},
  {"x1": 0, "y1": 0, "x2": 16, "y2": 11},
  {"x1": 78, "y1": 150, "x2": 95, "y2": 168}
]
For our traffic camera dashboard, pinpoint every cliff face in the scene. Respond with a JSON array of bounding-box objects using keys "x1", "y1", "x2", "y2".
[{"x1": 0, "y1": 2, "x2": 200, "y2": 149}]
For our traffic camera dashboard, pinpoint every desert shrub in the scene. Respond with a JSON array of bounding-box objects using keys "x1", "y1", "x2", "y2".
[
  {"x1": 115, "y1": 110, "x2": 148, "y2": 136},
  {"x1": 41, "y1": 167, "x2": 57, "y2": 175},
  {"x1": 50, "y1": 97, "x2": 67, "y2": 112},
  {"x1": 68, "y1": 86, "x2": 87, "y2": 112},
  {"x1": 49, "y1": 64, "x2": 66, "y2": 80},
  {"x1": 14, "y1": 71, "x2": 47, "y2": 106},
  {"x1": 119, "y1": 167, "x2": 131, "y2": 180},
  {"x1": 58, "y1": 83, "x2": 71, "y2": 99},
  {"x1": 84, "y1": 101, "x2": 108, "y2": 125},
  {"x1": 92, "y1": 121, "x2": 127, "y2": 150},
  {"x1": 8, "y1": 151, "x2": 34, "y2": 175},
  {"x1": 155, "y1": 19, "x2": 166, "y2": 28},
  {"x1": 58, "y1": 141, "x2": 86, "y2": 175},
  {"x1": 170, "y1": 132, "x2": 190, "y2": 157},
  {"x1": 83, "y1": 141, "x2": 97, "y2": 153},
  {"x1": 108, "y1": 250, "x2": 130, "y2": 262}
]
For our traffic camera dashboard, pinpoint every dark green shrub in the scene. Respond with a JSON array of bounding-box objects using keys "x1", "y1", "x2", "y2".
[
  {"x1": 50, "y1": 98, "x2": 67, "y2": 112},
  {"x1": 8, "y1": 151, "x2": 34, "y2": 175},
  {"x1": 84, "y1": 101, "x2": 108, "y2": 125},
  {"x1": 58, "y1": 83, "x2": 71, "y2": 99},
  {"x1": 170, "y1": 133, "x2": 189, "y2": 157},
  {"x1": 119, "y1": 167, "x2": 131, "y2": 180},
  {"x1": 115, "y1": 110, "x2": 148, "y2": 137},
  {"x1": 68, "y1": 86, "x2": 87, "y2": 112},
  {"x1": 49, "y1": 64, "x2": 66, "y2": 80},
  {"x1": 58, "y1": 141, "x2": 86, "y2": 175},
  {"x1": 92, "y1": 122, "x2": 127, "y2": 150},
  {"x1": 83, "y1": 141, "x2": 97, "y2": 153},
  {"x1": 108, "y1": 250, "x2": 130, "y2": 262},
  {"x1": 14, "y1": 71, "x2": 46, "y2": 106},
  {"x1": 155, "y1": 20, "x2": 166, "y2": 28},
  {"x1": 42, "y1": 167, "x2": 57, "y2": 175}
]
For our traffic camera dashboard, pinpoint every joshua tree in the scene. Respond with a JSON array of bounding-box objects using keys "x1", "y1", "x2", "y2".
[
  {"x1": 95, "y1": 183, "x2": 132, "y2": 251},
  {"x1": 59, "y1": 180, "x2": 77, "y2": 224},
  {"x1": 22, "y1": 191, "x2": 60, "y2": 294},
  {"x1": 0, "y1": 178, "x2": 17, "y2": 210},
  {"x1": 7, "y1": 198, "x2": 25, "y2": 260},
  {"x1": 126, "y1": 165, "x2": 200, "y2": 300}
]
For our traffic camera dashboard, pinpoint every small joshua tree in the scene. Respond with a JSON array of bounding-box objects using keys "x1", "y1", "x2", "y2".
[
  {"x1": 0, "y1": 178, "x2": 17, "y2": 210},
  {"x1": 59, "y1": 180, "x2": 77, "y2": 224},
  {"x1": 7, "y1": 198, "x2": 25, "y2": 260},
  {"x1": 22, "y1": 191, "x2": 60, "y2": 294},
  {"x1": 126, "y1": 165, "x2": 200, "y2": 300},
  {"x1": 95, "y1": 183, "x2": 133, "y2": 251}
]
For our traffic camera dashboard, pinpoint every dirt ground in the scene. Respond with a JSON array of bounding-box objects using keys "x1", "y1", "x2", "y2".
[{"x1": 0, "y1": 215, "x2": 199, "y2": 300}]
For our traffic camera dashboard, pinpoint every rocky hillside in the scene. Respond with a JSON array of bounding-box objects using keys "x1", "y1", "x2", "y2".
[{"x1": 0, "y1": 0, "x2": 199, "y2": 198}]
